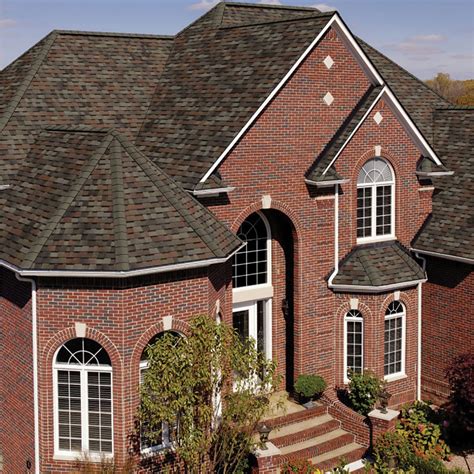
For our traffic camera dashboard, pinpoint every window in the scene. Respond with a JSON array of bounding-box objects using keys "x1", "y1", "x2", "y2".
[
  {"x1": 384, "y1": 301, "x2": 406, "y2": 378},
  {"x1": 233, "y1": 212, "x2": 270, "y2": 288},
  {"x1": 344, "y1": 310, "x2": 363, "y2": 381},
  {"x1": 139, "y1": 332, "x2": 181, "y2": 453},
  {"x1": 357, "y1": 158, "x2": 394, "y2": 240},
  {"x1": 54, "y1": 338, "x2": 113, "y2": 458}
]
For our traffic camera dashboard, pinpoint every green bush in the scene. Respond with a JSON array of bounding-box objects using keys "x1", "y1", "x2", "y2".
[
  {"x1": 396, "y1": 401, "x2": 450, "y2": 461},
  {"x1": 347, "y1": 370, "x2": 383, "y2": 415},
  {"x1": 282, "y1": 459, "x2": 313, "y2": 474},
  {"x1": 294, "y1": 374, "x2": 327, "y2": 399}
]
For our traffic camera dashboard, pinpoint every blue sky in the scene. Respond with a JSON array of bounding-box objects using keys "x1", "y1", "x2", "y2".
[{"x1": 1, "y1": 0, "x2": 473, "y2": 79}]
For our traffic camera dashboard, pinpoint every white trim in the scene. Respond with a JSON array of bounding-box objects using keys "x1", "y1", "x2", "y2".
[
  {"x1": 0, "y1": 184, "x2": 11, "y2": 190},
  {"x1": 356, "y1": 235, "x2": 396, "y2": 245},
  {"x1": 327, "y1": 187, "x2": 340, "y2": 289},
  {"x1": 415, "y1": 170, "x2": 454, "y2": 177},
  {"x1": 199, "y1": 13, "x2": 384, "y2": 184},
  {"x1": 0, "y1": 245, "x2": 245, "y2": 278},
  {"x1": 383, "y1": 303, "x2": 406, "y2": 380},
  {"x1": 343, "y1": 310, "x2": 364, "y2": 384},
  {"x1": 232, "y1": 284, "x2": 273, "y2": 304},
  {"x1": 304, "y1": 178, "x2": 350, "y2": 187},
  {"x1": 15, "y1": 274, "x2": 39, "y2": 474},
  {"x1": 323, "y1": 87, "x2": 442, "y2": 176},
  {"x1": 191, "y1": 186, "x2": 235, "y2": 196},
  {"x1": 329, "y1": 278, "x2": 427, "y2": 293},
  {"x1": 410, "y1": 248, "x2": 474, "y2": 265},
  {"x1": 417, "y1": 282, "x2": 422, "y2": 401}
]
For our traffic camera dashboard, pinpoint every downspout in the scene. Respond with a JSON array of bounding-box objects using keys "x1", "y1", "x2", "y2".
[
  {"x1": 15, "y1": 274, "x2": 39, "y2": 474},
  {"x1": 415, "y1": 253, "x2": 427, "y2": 401},
  {"x1": 328, "y1": 185, "x2": 340, "y2": 286}
]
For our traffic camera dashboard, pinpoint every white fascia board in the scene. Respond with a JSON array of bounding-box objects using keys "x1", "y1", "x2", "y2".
[
  {"x1": 0, "y1": 243, "x2": 246, "y2": 278},
  {"x1": 192, "y1": 186, "x2": 235, "y2": 196},
  {"x1": 411, "y1": 248, "x2": 474, "y2": 265},
  {"x1": 304, "y1": 177, "x2": 350, "y2": 187},
  {"x1": 329, "y1": 277, "x2": 427, "y2": 293},
  {"x1": 323, "y1": 87, "x2": 442, "y2": 175},
  {"x1": 199, "y1": 13, "x2": 383, "y2": 185},
  {"x1": 415, "y1": 170, "x2": 454, "y2": 177},
  {"x1": 0, "y1": 184, "x2": 11, "y2": 190},
  {"x1": 322, "y1": 87, "x2": 385, "y2": 174}
]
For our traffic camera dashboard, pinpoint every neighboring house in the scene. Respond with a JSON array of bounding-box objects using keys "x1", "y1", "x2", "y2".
[{"x1": 0, "y1": 2, "x2": 471, "y2": 472}]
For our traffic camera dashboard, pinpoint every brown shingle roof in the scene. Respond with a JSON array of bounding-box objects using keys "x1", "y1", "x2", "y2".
[{"x1": 0, "y1": 128, "x2": 241, "y2": 272}]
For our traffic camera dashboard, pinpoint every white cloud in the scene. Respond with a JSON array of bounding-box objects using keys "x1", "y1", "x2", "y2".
[
  {"x1": 387, "y1": 34, "x2": 446, "y2": 58},
  {"x1": 0, "y1": 19, "x2": 17, "y2": 29},
  {"x1": 259, "y1": 0, "x2": 282, "y2": 4},
  {"x1": 189, "y1": 0, "x2": 220, "y2": 11},
  {"x1": 311, "y1": 3, "x2": 336, "y2": 12}
]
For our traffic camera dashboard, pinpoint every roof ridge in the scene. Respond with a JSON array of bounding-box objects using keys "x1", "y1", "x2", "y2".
[
  {"x1": 176, "y1": 2, "x2": 223, "y2": 37},
  {"x1": 219, "y1": 11, "x2": 333, "y2": 30},
  {"x1": 357, "y1": 37, "x2": 451, "y2": 106},
  {"x1": 114, "y1": 133, "x2": 227, "y2": 258},
  {"x1": 110, "y1": 137, "x2": 130, "y2": 271},
  {"x1": 0, "y1": 31, "x2": 58, "y2": 133},
  {"x1": 223, "y1": 1, "x2": 320, "y2": 12},
  {"x1": 54, "y1": 29, "x2": 174, "y2": 39},
  {"x1": 21, "y1": 133, "x2": 115, "y2": 269}
]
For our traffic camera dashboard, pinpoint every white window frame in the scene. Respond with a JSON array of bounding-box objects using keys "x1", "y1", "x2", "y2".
[
  {"x1": 343, "y1": 310, "x2": 364, "y2": 383},
  {"x1": 356, "y1": 158, "x2": 396, "y2": 244},
  {"x1": 53, "y1": 346, "x2": 113, "y2": 461},
  {"x1": 384, "y1": 302, "x2": 406, "y2": 381},
  {"x1": 233, "y1": 211, "x2": 272, "y2": 301}
]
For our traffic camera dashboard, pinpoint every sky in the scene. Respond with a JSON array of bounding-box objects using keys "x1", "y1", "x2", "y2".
[{"x1": 0, "y1": 0, "x2": 473, "y2": 80}]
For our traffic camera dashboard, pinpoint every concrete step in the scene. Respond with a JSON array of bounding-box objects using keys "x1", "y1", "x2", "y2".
[
  {"x1": 310, "y1": 442, "x2": 366, "y2": 471},
  {"x1": 267, "y1": 403, "x2": 327, "y2": 429},
  {"x1": 280, "y1": 428, "x2": 354, "y2": 462},
  {"x1": 270, "y1": 415, "x2": 340, "y2": 448}
]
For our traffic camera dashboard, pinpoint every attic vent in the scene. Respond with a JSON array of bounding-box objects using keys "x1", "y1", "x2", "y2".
[
  {"x1": 373, "y1": 111, "x2": 383, "y2": 125},
  {"x1": 323, "y1": 92, "x2": 334, "y2": 106},
  {"x1": 323, "y1": 55, "x2": 334, "y2": 69}
]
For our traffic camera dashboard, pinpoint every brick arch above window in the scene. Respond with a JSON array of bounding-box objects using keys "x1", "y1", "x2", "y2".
[
  {"x1": 379, "y1": 291, "x2": 415, "y2": 317},
  {"x1": 335, "y1": 300, "x2": 373, "y2": 321},
  {"x1": 351, "y1": 149, "x2": 402, "y2": 184}
]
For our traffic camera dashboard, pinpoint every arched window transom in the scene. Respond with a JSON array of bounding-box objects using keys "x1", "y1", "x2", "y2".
[
  {"x1": 384, "y1": 301, "x2": 406, "y2": 378},
  {"x1": 54, "y1": 338, "x2": 113, "y2": 457},
  {"x1": 233, "y1": 212, "x2": 270, "y2": 289},
  {"x1": 357, "y1": 158, "x2": 395, "y2": 240},
  {"x1": 344, "y1": 310, "x2": 363, "y2": 381}
]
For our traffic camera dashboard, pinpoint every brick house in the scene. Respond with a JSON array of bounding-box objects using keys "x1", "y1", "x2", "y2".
[{"x1": 0, "y1": 2, "x2": 472, "y2": 472}]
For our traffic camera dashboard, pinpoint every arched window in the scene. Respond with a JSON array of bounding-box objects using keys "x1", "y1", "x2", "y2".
[
  {"x1": 384, "y1": 301, "x2": 406, "y2": 378},
  {"x1": 344, "y1": 310, "x2": 363, "y2": 381},
  {"x1": 53, "y1": 338, "x2": 112, "y2": 457},
  {"x1": 357, "y1": 158, "x2": 395, "y2": 240},
  {"x1": 233, "y1": 212, "x2": 271, "y2": 288},
  {"x1": 140, "y1": 331, "x2": 181, "y2": 453}
]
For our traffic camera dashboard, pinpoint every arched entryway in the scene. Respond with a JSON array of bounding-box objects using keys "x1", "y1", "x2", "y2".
[{"x1": 232, "y1": 209, "x2": 297, "y2": 392}]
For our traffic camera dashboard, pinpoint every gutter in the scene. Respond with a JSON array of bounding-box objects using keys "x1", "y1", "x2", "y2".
[
  {"x1": 0, "y1": 184, "x2": 11, "y2": 190},
  {"x1": 327, "y1": 186, "x2": 340, "y2": 288},
  {"x1": 0, "y1": 244, "x2": 245, "y2": 278},
  {"x1": 410, "y1": 248, "x2": 474, "y2": 265},
  {"x1": 191, "y1": 186, "x2": 236, "y2": 197},
  {"x1": 329, "y1": 278, "x2": 427, "y2": 294},
  {"x1": 15, "y1": 274, "x2": 39, "y2": 474},
  {"x1": 415, "y1": 170, "x2": 454, "y2": 177}
]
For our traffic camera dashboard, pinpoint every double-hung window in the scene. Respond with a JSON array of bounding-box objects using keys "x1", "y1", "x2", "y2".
[
  {"x1": 344, "y1": 310, "x2": 363, "y2": 381},
  {"x1": 357, "y1": 158, "x2": 395, "y2": 241},
  {"x1": 54, "y1": 338, "x2": 113, "y2": 459},
  {"x1": 384, "y1": 301, "x2": 406, "y2": 378}
]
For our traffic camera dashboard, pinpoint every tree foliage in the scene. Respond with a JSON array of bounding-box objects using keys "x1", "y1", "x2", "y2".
[
  {"x1": 425, "y1": 73, "x2": 474, "y2": 105},
  {"x1": 138, "y1": 315, "x2": 279, "y2": 473}
]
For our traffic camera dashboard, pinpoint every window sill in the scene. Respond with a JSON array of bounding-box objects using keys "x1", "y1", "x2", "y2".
[
  {"x1": 53, "y1": 452, "x2": 114, "y2": 462},
  {"x1": 357, "y1": 235, "x2": 396, "y2": 245},
  {"x1": 384, "y1": 373, "x2": 407, "y2": 383},
  {"x1": 232, "y1": 284, "x2": 273, "y2": 304},
  {"x1": 141, "y1": 445, "x2": 174, "y2": 457}
]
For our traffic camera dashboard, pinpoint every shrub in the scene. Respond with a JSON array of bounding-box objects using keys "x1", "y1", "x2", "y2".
[
  {"x1": 445, "y1": 353, "x2": 474, "y2": 442},
  {"x1": 294, "y1": 374, "x2": 327, "y2": 399},
  {"x1": 347, "y1": 370, "x2": 383, "y2": 415},
  {"x1": 396, "y1": 401, "x2": 450, "y2": 461},
  {"x1": 282, "y1": 459, "x2": 313, "y2": 474}
]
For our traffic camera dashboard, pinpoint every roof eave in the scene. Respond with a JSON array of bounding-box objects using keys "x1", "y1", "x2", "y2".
[
  {"x1": 415, "y1": 170, "x2": 454, "y2": 177},
  {"x1": 329, "y1": 277, "x2": 427, "y2": 294},
  {"x1": 304, "y1": 178, "x2": 349, "y2": 187},
  {"x1": 411, "y1": 248, "x2": 474, "y2": 265},
  {"x1": 191, "y1": 186, "x2": 236, "y2": 196}
]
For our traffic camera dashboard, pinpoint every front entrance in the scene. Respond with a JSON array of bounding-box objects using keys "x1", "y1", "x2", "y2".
[{"x1": 232, "y1": 300, "x2": 272, "y2": 360}]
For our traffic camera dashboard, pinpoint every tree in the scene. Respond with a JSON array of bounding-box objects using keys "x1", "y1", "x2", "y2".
[
  {"x1": 139, "y1": 315, "x2": 279, "y2": 473},
  {"x1": 425, "y1": 73, "x2": 466, "y2": 104}
]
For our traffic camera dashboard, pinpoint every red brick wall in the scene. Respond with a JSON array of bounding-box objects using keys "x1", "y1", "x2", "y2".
[
  {"x1": 0, "y1": 267, "x2": 35, "y2": 473},
  {"x1": 34, "y1": 267, "x2": 228, "y2": 472},
  {"x1": 421, "y1": 257, "x2": 473, "y2": 404}
]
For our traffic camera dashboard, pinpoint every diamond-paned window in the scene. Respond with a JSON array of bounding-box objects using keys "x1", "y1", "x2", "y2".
[{"x1": 357, "y1": 158, "x2": 394, "y2": 240}]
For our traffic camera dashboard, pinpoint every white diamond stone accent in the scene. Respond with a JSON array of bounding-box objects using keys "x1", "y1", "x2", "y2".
[
  {"x1": 323, "y1": 92, "x2": 334, "y2": 106},
  {"x1": 374, "y1": 111, "x2": 383, "y2": 124},
  {"x1": 323, "y1": 55, "x2": 334, "y2": 69}
]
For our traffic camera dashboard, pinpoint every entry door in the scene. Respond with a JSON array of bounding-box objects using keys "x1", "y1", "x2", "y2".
[{"x1": 232, "y1": 300, "x2": 271, "y2": 360}]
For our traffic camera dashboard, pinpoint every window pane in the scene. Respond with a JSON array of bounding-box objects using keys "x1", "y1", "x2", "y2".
[
  {"x1": 345, "y1": 311, "x2": 363, "y2": 375},
  {"x1": 384, "y1": 315, "x2": 403, "y2": 376},
  {"x1": 376, "y1": 186, "x2": 392, "y2": 236},
  {"x1": 88, "y1": 371, "x2": 113, "y2": 453},
  {"x1": 357, "y1": 188, "x2": 372, "y2": 238}
]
